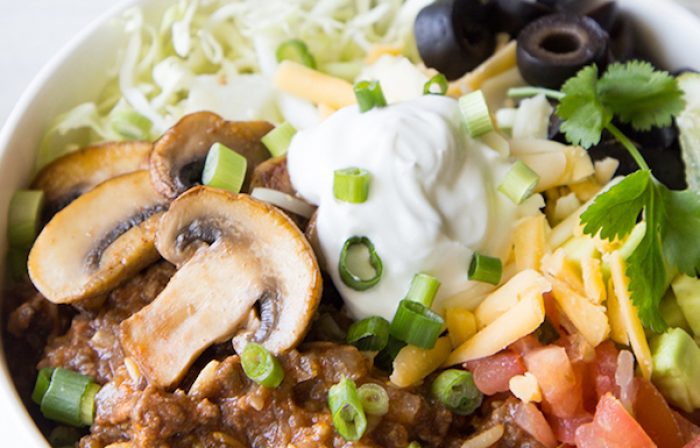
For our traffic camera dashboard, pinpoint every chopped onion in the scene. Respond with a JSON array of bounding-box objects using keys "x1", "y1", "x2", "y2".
[
  {"x1": 250, "y1": 188, "x2": 315, "y2": 219},
  {"x1": 615, "y1": 349, "x2": 636, "y2": 414}
]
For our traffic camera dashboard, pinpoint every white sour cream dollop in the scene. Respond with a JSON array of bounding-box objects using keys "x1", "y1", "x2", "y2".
[{"x1": 287, "y1": 95, "x2": 525, "y2": 321}]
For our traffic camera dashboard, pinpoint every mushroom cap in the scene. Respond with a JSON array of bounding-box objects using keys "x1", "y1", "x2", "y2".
[
  {"x1": 150, "y1": 112, "x2": 273, "y2": 199},
  {"x1": 32, "y1": 141, "x2": 151, "y2": 217},
  {"x1": 28, "y1": 170, "x2": 169, "y2": 304},
  {"x1": 120, "y1": 186, "x2": 322, "y2": 388},
  {"x1": 250, "y1": 155, "x2": 295, "y2": 196}
]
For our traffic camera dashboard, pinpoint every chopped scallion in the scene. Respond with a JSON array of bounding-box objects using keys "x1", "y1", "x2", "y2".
[
  {"x1": 405, "y1": 273, "x2": 441, "y2": 308},
  {"x1": 334, "y1": 168, "x2": 371, "y2": 204},
  {"x1": 423, "y1": 73, "x2": 448, "y2": 96},
  {"x1": 498, "y1": 160, "x2": 540, "y2": 204},
  {"x1": 339, "y1": 236, "x2": 383, "y2": 291},
  {"x1": 431, "y1": 369, "x2": 482, "y2": 415},
  {"x1": 346, "y1": 316, "x2": 390, "y2": 352},
  {"x1": 276, "y1": 39, "x2": 316, "y2": 69},
  {"x1": 459, "y1": 91, "x2": 494, "y2": 138},
  {"x1": 354, "y1": 80, "x2": 387, "y2": 112},
  {"x1": 374, "y1": 336, "x2": 406, "y2": 372},
  {"x1": 39, "y1": 368, "x2": 98, "y2": 427},
  {"x1": 328, "y1": 377, "x2": 367, "y2": 441},
  {"x1": 357, "y1": 383, "x2": 389, "y2": 416},
  {"x1": 261, "y1": 122, "x2": 297, "y2": 157},
  {"x1": 110, "y1": 110, "x2": 153, "y2": 140},
  {"x1": 468, "y1": 252, "x2": 502, "y2": 285},
  {"x1": 241, "y1": 342, "x2": 284, "y2": 389},
  {"x1": 201, "y1": 142, "x2": 247, "y2": 194},
  {"x1": 32, "y1": 367, "x2": 55, "y2": 405},
  {"x1": 8, "y1": 190, "x2": 44, "y2": 249},
  {"x1": 8, "y1": 248, "x2": 29, "y2": 282},
  {"x1": 407, "y1": 442, "x2": 422, "y2": 448},
  {"x1": 389, "y1": 300, "x2": 444, "y2": 349}
]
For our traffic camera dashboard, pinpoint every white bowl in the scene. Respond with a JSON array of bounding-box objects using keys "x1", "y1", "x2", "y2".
[{"x1": 1, "y1": 0, "x2": 699, "y2": 445}]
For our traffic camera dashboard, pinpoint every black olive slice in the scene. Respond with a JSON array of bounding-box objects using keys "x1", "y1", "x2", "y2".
[
  {"x1": 517, "y1": 14, "x2": 609, "y2": 89},
  {"x1": 586, "y1": 2, "x2": 619, "y2": 32},
  {"x1": 493, "y1": 0, "x2": 554, "y2": 36},
  {"x1": 415, "y1": 0, "x2": 495, "y2": 80}
]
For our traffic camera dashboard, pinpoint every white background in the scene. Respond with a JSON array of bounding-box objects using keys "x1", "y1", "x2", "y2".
[{"x1": 0, "y1": 0, "x2": 699, "y2": 445}]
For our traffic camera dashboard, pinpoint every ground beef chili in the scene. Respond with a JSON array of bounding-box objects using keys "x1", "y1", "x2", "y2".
[{"x1": 5, "y1": 262, "x2": 525, "y2": 447}]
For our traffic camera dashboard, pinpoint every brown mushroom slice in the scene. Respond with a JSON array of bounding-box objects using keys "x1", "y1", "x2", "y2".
[
  {"x1": 150, "y1": 111, "x2": 273, "y2": 199},
  {"x1": 250, "y1": 155, "x2": 295, "y2": 196},
  {"x1": 120, "y1": 186, "x2": 322, "y2": 388},
  {"x1": 32, "y1": 141, "x2": 151, "y2": 216},
  {"x1": 28, "y1": 171, "x2": 169, "y2": 304}
]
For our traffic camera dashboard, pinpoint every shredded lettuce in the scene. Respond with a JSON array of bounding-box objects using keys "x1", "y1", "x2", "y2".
[{"x1": 37, "y1": 0, "x2": 428, "y2": 169}]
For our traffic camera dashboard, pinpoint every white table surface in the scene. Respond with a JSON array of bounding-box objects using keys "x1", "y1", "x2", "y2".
[{"x1": 0, "y1": 0, "x2": 699, "y2": 445}]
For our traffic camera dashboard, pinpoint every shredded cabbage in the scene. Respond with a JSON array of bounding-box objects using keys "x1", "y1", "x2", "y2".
[{"x1": 37, "y1": 0, "x2": 429, "y2": 169}]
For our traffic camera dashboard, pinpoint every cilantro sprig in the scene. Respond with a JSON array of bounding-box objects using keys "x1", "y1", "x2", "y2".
[{"x1": 521, "y1": 60, "x2": 697, "y2": 332}]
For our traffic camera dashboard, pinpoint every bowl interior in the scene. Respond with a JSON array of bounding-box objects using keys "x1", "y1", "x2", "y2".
[{"x1": 0, "y1": 0, "x2": 698, "y2": 444}]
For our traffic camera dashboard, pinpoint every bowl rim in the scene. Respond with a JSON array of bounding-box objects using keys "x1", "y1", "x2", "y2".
[{"x1": 0, "y1": 0, "x2": 699, "y2": 445}]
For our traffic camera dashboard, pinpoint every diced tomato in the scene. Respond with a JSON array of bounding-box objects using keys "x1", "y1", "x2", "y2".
[
  {"x1": 575, "y1": 394, "x2": 656, "y2": 448},
  {"x1": 675, "y1": 411, "x2": 700, "y2": 444},
  {"x1": 634, "y1": 378, "x2": 685, "y2": 448},
  {"x1": 524, "y1": 346, "x2": 582, "y2": 418},
  {"x1": 589, "y1": 340, "x2": 620, "y2": 401},
  {"x1": 464, "y1": 350, "x2": 525, "y2": 395},
  {"x1": 549, "y1": 412, "x2": 592, "y2": 444},
  {"x1": 514, "y1": 402, "x2": 557, "y2": 448},
  {"x1": 509, "y1": 334, "x2": 543, "y2": 357},
  {"x1": 685, "y1": 435, "x2": 700, "y2": 448}
]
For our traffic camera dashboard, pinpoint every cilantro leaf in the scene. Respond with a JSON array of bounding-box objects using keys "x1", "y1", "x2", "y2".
[
  {"x1": 661, "y1": 187, "x2": 700, "y2": 276},
  {"x1": 580, "y1": 170, "x2": 651, "y2": 241},
  {"x1": 597, "y1": 61, "x2": 686, "y2": 131},
  {"x1": 557, "y1": 65, "x2": 612, "y2": 148}
]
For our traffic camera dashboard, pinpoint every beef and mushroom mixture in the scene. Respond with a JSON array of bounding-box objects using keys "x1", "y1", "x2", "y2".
[{"x1": 4, "y1": 1, "x2": 700, "y2": 448}]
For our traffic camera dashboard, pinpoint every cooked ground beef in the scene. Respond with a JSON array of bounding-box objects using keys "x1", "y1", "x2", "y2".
[{"x1": 5, "y1": 261, "x2": 542, "y2": 447}]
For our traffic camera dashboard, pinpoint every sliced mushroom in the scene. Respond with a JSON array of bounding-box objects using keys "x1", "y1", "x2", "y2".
[
  {"x1": 150, "y1": 112, "x2": 273, "y2": 199},
  {"x1": 28, "y1": 170, "x2": 169, "y2": 304},
  {"x1": 250, "y1": 155, "x2": 295, "y2": 196},
  {"x1": 120, "y1": 186, "x2": 322, "y2": 388},
  {"x1": 32, "y1": 141, "x2": 151, "y2": 217}
]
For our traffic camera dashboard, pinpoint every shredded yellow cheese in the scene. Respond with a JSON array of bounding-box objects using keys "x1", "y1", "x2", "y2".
[
  {"x1": 274, "y1": 61, "x2": 355, "y2": 109},
  {"x1": 549, "y1": 276, "x2": 610, "y2": 347},
  {"x1": 446, "y1": 308, "x2": 478, "y2": 348},
  {"x1": 390, "y1": 337, "x2": 452, "y2": 388},
  {"x1": 450, "y1": 40, "x2": 517, "y2": 95},
  {"x1": 513, "y1": 214, "x2": 549, "y2": 272}
]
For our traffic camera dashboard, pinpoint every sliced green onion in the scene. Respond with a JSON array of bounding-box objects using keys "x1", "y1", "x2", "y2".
[
  {"x1": 354, "y1": 80, "x2": 387, "y2": 113},
  {"x1": 357, "y1": 383, "x2": 389, "y2": 416},
  {"x1": 468, "y1": 252, "x2": 502, "y2": 285},
  {"x1": 110, "y1": 110, "x2": 153, "y2": 140},
  {"x1": 48, "y1": 426, "x2": 82, "y2": 447},
  {"x1": 346, "y1": 316, "x2": 390, "y2": 351},
  {"x1": 8, "y1": 190, "x2": 44, "y2": 249},
  {"x1": 339, "y1": 236, "x2": 383, "y2": 291},
  {"x1": 261, "y1": 122, "x2": 297, "y2": 158},
  {"x1": 507, "y1": 86, "x2": 565, "y2": 101},
  {"x1": 334, "y1": 168, "x2": 371, "y2": 204},
  {"x1": 374, "y1": 336, "x2": 406, "y2": 372},
  {"x1": 241, "y1": 342, "x2": 284, "y2": 388},
  {"x1": 459, "y1": 90, "x2": 494, "y2": 138},
  {"x1": 389, "y1": 300, "x2": 444, "y2": 349},
  {"x1": 32, "y1": 367, "x2": 55, "y2": 404},
  {"x1": 328, "y1": 377, "x2": 367, "y2": 441},
  {"x1": 405, "y1": 273, "x2": 441, "y2": 308},
  {"x1": 201, "y1": 142, "x2": 248, "y2": 194},
  {"x1": 80, "y1": 382, "x2": 100, "y2": 426},
  {"x1": 498, "y1": 160, "x2": 540, "y2": 204},
  {"x1": 276, "y1": 39, "x2": 317, "y2": 69},
  {"x1": 40, "y1": 368, "x2": 97, "y2": 427},
  {"x1": 8, "y1": 248, "x2": 29, "y2": 282},
  {"x1": 431, "y1": 369, "x2": 483, "y2": 415},
  {"x1": 407, "y1": 443, "x2": 422, "y2": 448},
  {"x1": 423, "y1": 73, "x2": 448, "y2": 96}
]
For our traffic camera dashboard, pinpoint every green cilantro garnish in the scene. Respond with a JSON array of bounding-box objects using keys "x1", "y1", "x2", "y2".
[{"x1": 528, "y1": 60, "x2": 699, "y2": 332}]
